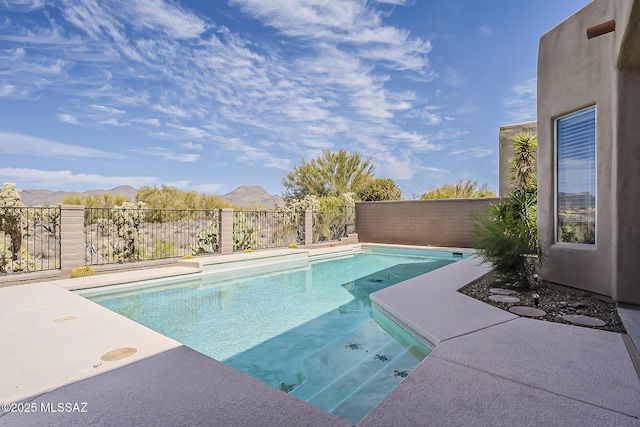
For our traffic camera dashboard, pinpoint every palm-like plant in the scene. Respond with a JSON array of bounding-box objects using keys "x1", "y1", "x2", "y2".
[{"x1": 510, "y1": 132, "x2": 537, "y2": 192}]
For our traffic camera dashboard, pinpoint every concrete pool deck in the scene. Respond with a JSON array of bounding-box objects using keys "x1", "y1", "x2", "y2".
[{"x1": 1, "y1": 247, "x2": 639, "y2": 426}]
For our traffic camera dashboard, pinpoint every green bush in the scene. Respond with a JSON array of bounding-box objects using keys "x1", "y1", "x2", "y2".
[
  {"x1": 474, "y1": 190, "x2": 539, "y2": 287},
  {"x1": 474, "y1": 132, "x2": 540, "y2": 289}
]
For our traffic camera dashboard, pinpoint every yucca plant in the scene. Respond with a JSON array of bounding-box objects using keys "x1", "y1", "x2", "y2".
[{"x1": 474, "y1": 132, "x2": 540, "y2": 288}]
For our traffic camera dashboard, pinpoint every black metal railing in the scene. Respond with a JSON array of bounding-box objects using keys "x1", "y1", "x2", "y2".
[
  {"x1": 0, "y1": 206, "x2": 61, "y2": 275},
  {"x1": 85, "y1": 208, "x2": 220, "y2": 265},
  {"x1": 233, "y1": 210, "x2": 304, "y2": 251}
]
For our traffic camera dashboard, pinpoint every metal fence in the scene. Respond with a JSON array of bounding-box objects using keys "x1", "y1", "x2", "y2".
[
  {"x1": 313, "y1": 206, "x2": 355, "y2": 243},
  {"x1": 0, "y1": 206, "x2": 61, "y2": 275},
  {"x1": 85, "y1": 208, "x2": 220, "y2": 265},
  {"x1": 233, "y1": 210, "x2": 304, "y2": 251},
  {"x1": 1, "y1": 205, "x2": 356, "y2": 271}
]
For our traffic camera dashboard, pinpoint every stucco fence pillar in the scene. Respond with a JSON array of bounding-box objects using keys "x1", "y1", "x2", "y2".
[
  {"x1": 219, "y1": 208, "x2": 234, "y2": 255},
  {"x1": 60, "y1": 205, "x2": 86, "y2": 276},
  {"x1": 304, "y1": 210, "x2": 313, "y2": 246}
]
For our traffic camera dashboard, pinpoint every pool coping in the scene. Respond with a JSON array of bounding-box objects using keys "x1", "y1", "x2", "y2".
[
  {"x1": 1, "y1": 246, "x2": 639, "y2": 426},
  {"x1": 363, "y1": 255, "x2": 640, "y2": 426}
]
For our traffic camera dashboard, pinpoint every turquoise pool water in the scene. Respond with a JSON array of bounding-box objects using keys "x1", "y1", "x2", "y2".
[{"x1": 86, "y1": 246, "x2": 468, "y2": 424}]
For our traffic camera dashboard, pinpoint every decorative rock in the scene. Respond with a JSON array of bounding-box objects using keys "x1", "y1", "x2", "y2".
[
  {"x1": 488, "y1": 295, "x2": 520, "y2": 303},
  {"x1": 576, "y1": 309, "x2": 590, "y2": 316},
  {"x1": 557, "y1": 301, "x2": 569, "y2": 309},
  {"x1": 489, "y1": 288, "x2": 518, "y2": 295},
  {"x1": 562, "y1": 314, "x2": 606, "y2": 327},
  {"x1": 509, "y1": 306, "x2": 547, "y2": 317}
]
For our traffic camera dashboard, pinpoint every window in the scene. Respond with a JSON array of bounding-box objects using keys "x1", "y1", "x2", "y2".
[{"x1": 555, "y1": 106, "x2": 596, "y2": 244}]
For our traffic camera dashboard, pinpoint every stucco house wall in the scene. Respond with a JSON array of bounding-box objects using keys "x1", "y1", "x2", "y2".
[{"x1": 538, "y1": 0, "x2": 640, "y2": 304}]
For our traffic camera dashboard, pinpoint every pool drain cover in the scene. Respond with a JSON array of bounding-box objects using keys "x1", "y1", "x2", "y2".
[{"x1": 101, "y1": 347, "x2": 137, "y2": 362}]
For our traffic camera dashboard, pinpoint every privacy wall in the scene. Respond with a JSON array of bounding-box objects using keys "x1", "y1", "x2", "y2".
[{"x1": 355, "y1": 198, "x2": 499, "y2": 249}]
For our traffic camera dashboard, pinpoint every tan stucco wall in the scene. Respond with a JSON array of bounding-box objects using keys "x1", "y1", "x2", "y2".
[
  {"x1": 538, "y1": 0, "x2": 640, "y2": 304},
  {"x1": 355, "y1": 199, "x2": 499, "y2": 248},
  {"x1": 498, "y1": 122, "x2": 538, "y2": 196}
]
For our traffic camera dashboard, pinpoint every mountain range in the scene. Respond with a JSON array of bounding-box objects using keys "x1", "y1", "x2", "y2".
[{"x1": 18, "y1": 185, "x2": 284, "y2": 209}]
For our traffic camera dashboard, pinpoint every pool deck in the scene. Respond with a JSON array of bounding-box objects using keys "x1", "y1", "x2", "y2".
[{"x1": 1, "y1": 246, "x2": 639, "y2": 426}]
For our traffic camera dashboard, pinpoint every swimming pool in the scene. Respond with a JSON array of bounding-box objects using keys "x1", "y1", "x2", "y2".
[{"x1": 81, "y1": 245, "x2": 470, "y2": 424}]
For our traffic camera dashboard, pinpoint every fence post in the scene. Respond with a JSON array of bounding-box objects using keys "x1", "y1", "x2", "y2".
[
  {"x1": 304, "y1": 210, "x2": 313, "y2": 246},
  {"x1": 219, "y1": 208, "x2": 234, "y2": 254},
  {"x1": 60, "y1": 205, "x2": 85, "y2": 276}
]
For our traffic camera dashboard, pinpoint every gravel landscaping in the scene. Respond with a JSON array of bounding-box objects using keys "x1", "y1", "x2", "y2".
[{"x1": 459, "y1": 273, "x2": 627, "y2": 334}]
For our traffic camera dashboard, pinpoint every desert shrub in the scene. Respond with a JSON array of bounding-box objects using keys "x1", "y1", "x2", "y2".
[
  {"x1": 0, "y1": 183, "x2": 24, "y2": 263},
  {"x1": 233, "y1": 212, "x2": 261, "y2": 251},
  {"x1": 276, "y1": 195, "x2": 319, "y2": 244},
  {"x1": 97, "y1": 201, "x2": 147, "y2": 262},
  {"x1": 353, "y1": 177, "x2": 403, "y2": 201},
  {"x1": 419, "y1": 179, "x2": 495, "y2": 199},
  {"x1": 314, "y1": 193, "x2": 355, "y2": 242},
  {"x1": 474, "y1": 190, "x2": 539, "y2": 287},
  {"x1": 152, "y1": 241, "x2": 175, "y2": 259},
  {"x1": 191, "y1": 221, "x2": 219, "y2": 254},
  {"x1": 70, "y1": 266, "x2": 95, "y2": 278}
]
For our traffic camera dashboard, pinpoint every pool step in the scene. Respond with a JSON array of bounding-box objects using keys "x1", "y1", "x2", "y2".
[
  {"x1": 290, "y1": 320, "x2": 412, "y2": 402},
  {"x1": 306, "y1": 340, "x2": 410, "y2": 410},
  {"x1": 289, "y1": 320, "x2": 392, "y2": 400},
  {"x1": 330, "y1": 349, "x2": 421, "y2": 424}
]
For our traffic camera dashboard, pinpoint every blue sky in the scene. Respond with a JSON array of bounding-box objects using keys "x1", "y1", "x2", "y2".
[{"x1": 0, "y1": 0, "x2": 591, "y2": 198}]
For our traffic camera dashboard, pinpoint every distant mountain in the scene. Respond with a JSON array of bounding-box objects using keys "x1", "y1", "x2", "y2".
[
  {"x1": 558, "y1": 192, "x2": 595, "y2": 209},
  {"x1": 18, "y1": 184, "x2": 284, "y2": 209},
  {"x1": 222, "y1": 185, "x2": 284, "y2": 209},
  {"x1": 19, "y1": 185, "x2": 138, "y2": 206}
]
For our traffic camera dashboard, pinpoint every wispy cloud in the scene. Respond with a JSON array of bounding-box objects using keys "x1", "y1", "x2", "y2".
[
  {"x1": 0, "y1": 167, "x2": 157, "y2": 189},
  {"x1": 0, "y1": 0, "x2": 443, "y2": 184},
  {"x1": 0, "y1": 132, "x2": 122, "y2": 158},
  {"x1": 0, "y1": 0, "x2": 47, "y2": 13},
  {"x1": 0, "y1": 85, "x2": 16, "y2": 96},
  {"x1": 146, "y1": 147, "x2": 200, "y2": 162},
  {"x1": 480, "y1": 25, "x2": 492, "y2": 35},
  {"x1": 182, "y1": 142, "x2": 203, "y2": 150},
  {"x1": 129, "y1": 0, "x2": 209, "y2": 39},
  {"x1": 504, "y1": 77, "x2": 537, "y2": 122},
  {"x1": 193, "y1": 183, "x2": 224, "y2": 193},
  {"x1": 58, "y1": 114, "x2": 80, "y2": 124}
]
